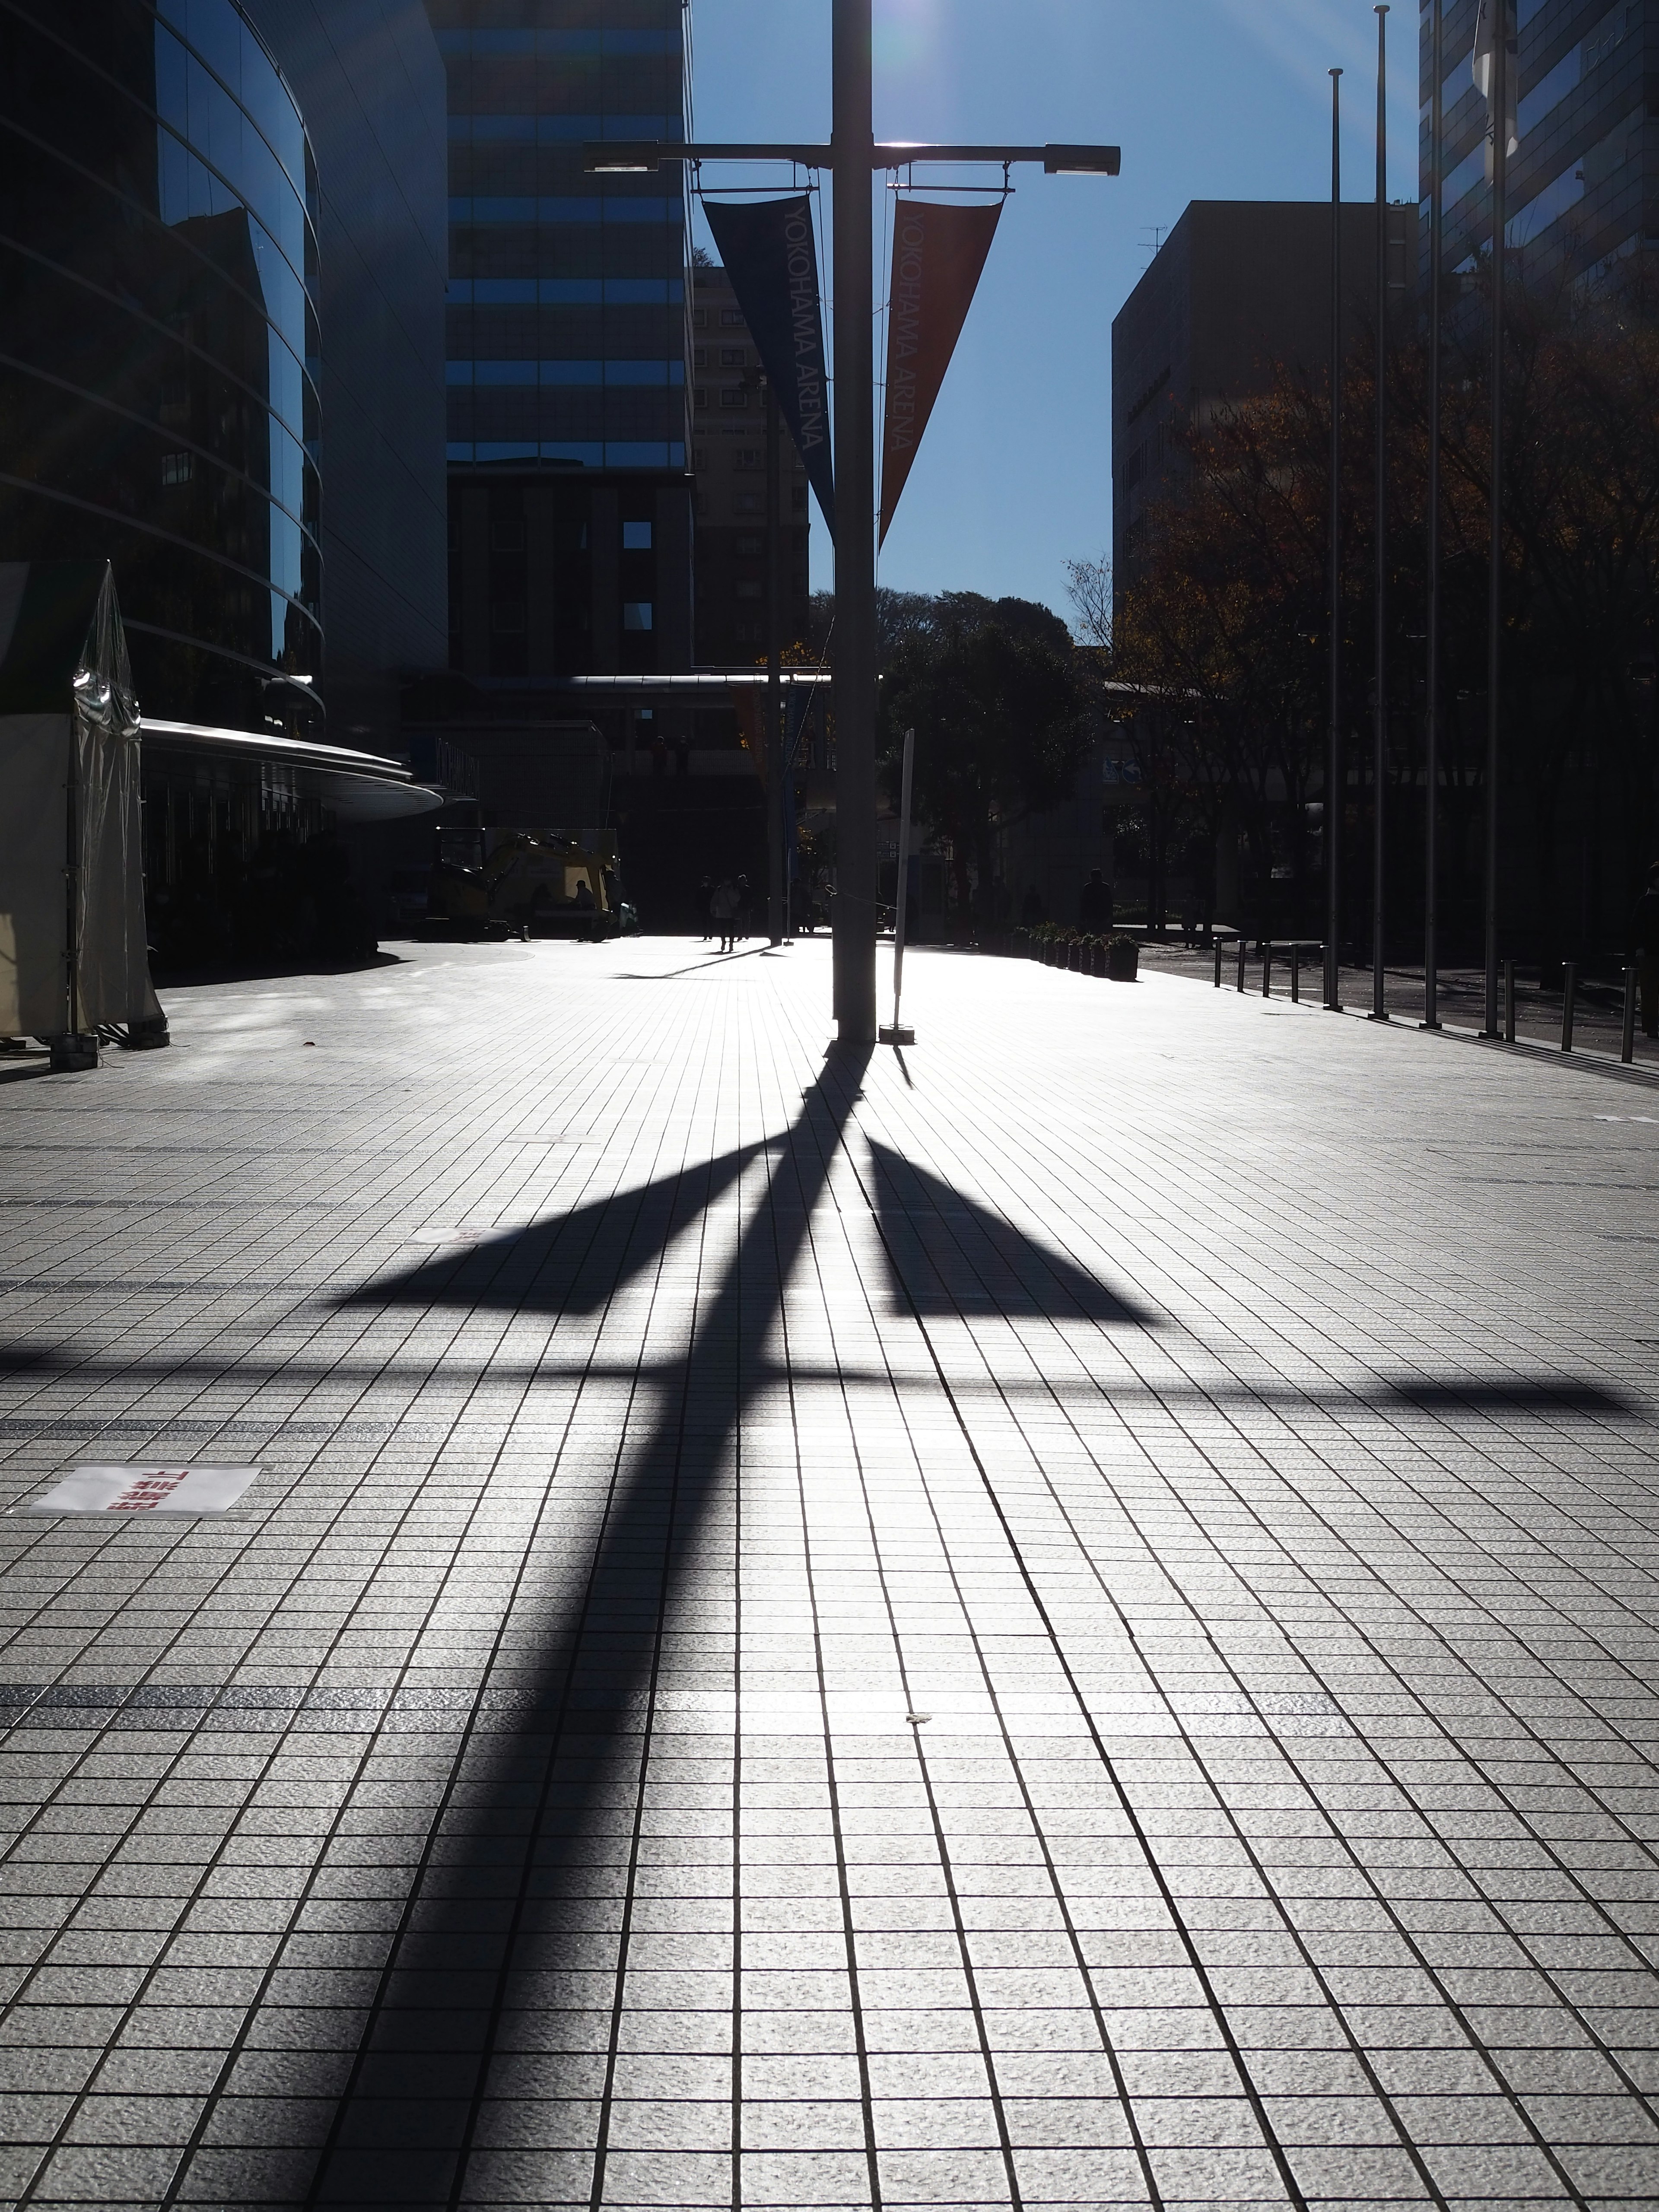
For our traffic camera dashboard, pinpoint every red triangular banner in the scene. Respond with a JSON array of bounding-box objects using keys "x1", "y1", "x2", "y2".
[{"x1": 880, "y1": 198, "x2": 1004, "y2": 547}]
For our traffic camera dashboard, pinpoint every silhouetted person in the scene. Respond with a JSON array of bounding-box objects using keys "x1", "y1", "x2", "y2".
[
  {"x1": 735, "y1": 873, "x2": 752, "y2": 940},
  {"x1": 698, "y1": 876, "x2": 712, "y2": 938},
  {"x1": 1078, "y1": 869, "x2": 1113, "y2": 936},
  {"x1": 676, "y1": 734, "x2": 690, "y2": 777},
  {"x1": 711, "y1": 876, "x2": 739, "y2": 953},
  {"x1": 1634, "y1": 861, "x2": 1659, "y2": 1038}
]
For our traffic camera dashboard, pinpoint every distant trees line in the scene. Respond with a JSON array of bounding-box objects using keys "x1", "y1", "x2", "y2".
[{"x1": 1071, "y1": 259, "x2": 1659, "y2": 964}]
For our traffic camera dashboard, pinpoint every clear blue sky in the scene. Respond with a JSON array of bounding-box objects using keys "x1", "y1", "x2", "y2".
[{"x1": 688, "y1": 0, "x2": 1425, "y2": 626}]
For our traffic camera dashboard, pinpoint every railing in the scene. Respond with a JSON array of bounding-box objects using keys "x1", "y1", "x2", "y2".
[{"x1": 985, "y1": 928, "x2": 1650, "y2": 1065}]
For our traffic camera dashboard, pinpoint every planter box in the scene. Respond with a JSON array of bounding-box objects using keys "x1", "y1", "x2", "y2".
[{"x1": 1106, "y1": 938, "x2": 1139, "y2": 982}]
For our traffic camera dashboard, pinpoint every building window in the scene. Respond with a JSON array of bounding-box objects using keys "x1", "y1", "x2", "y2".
[
  {"x1": 623, "y1": 520, "x2": 653, "y2": 550},
  {"x1": 735, "y1": 535, "x2": 763, "y2": 557},
  {"x1": 736, "y1": 447, "x2": 762, "y2": 469},
  {"x1": 720, "y1": 307, "x2": 743, "y2": 326},
  {"x1": 719, "y1": 386, "x2": 748, "y2": 410},
  {"x1": 623, "y1": 601, "x2": 653, "y2": 631},
  {"x1": 719, "y1": 346, "x2": 745, "y2": 367},
  {"x1": 693, "y1": 347, "x2": 707, "y2": 368},
  {"x1": 692, "y1": 447, "x2": 708, "y2": 469},
  {"x1": 694, "y1": 387, "x2": 709, "y2": 410},
  {"x1": 734, "y1": 491, "x2": 762, "y2": 514},
  {"x1": 160, "y1": 453, "x2": 194, "y2": 485},
  {"x1": 693, "y1": 308, "x2": 707, "y2": 327},
  {"x1": 735, "y1": 580, "x2": 761, "y2": 601}
]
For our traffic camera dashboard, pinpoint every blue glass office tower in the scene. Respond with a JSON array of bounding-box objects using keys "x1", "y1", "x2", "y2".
[
  {"x1": 1424, "y1": 0, "x2": 1656, "y2": 285},
  {"x1": 429, "y1": 0, "x2": 693, "y2": 680},
  {"x1": 0, "y1": 0, "x2": 323, "y2": 725}
]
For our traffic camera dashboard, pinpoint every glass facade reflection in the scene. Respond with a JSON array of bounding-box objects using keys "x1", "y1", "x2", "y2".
[
  {"x1": 432, "y1": 3, "x2": 688, "y2": 470},
  {"x1": 0, "y1": 0, "x2": 323, "y2": 728},
  {"x1": 432, "y1": 0, "x2": 694, "y2": 686}
]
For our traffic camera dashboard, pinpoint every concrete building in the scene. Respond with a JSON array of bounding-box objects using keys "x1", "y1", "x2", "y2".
[
  {"x1": 1427, "y1": 0, "x2": 1657, "y2": 287},
  {"x1": 1111, "y1": 200, "x2": 1410, "y2": 580},
  {"x1": 244, "y1": 0, "x2": 450, "y2": 748},
  {"x1": 0, "y1": 0, "x2": 444, "y2": 972},
  {"x1": 431, "y1": 0, "x2": 693, "y2": 685},
  {"x1": 690, "y1": 258, "x2": 811, "y2": 666}
]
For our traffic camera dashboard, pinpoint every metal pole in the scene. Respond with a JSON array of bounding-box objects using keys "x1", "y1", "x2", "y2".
[
  {"x1": 1326, "y1": 68, "x2": 1344, "y2": 1014},
  {"x1": 1370, "y1": 4, "x2": 1389, "y2": 1023},
  {"x1": 832, "y1": 0, "x2": 877, "y2": 1042},
  {"x1": 1484, "y1": 0, "x2": 1507, "y2": 1036},
  {"x1": 882, "y1": 725, "x2": 915, "y2": 1042},
  {"x1": 766, "y1": 378, "x2": 785, "y2": 946},
  {"x1": 1424, "y1": 0, "x2": 1443, "y2": 1030},
  {"x1": 1561, "y1": 960, "x2": 1575, "y2": 1052},
  {"x1": 1503, "y1": 956, "x2": 1516, "y2": 1043},
  {"x1": 1622, "y1": 967, "x2": 1638, "y2": 1063}
]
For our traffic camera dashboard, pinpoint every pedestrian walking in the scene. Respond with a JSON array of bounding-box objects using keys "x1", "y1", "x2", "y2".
[
  {"x1": 710, "y1": 875, "x2": 739, "y2": 953},
  {"x1": 698, "y1": 876, "x2": 712, "y2": 939},
  {"x1": 1634, "y1": 861, "x2": 1659, "y2": 1038},
  {"x1": 735, "y1": 873, "x2": 752, "y2": 941},
  {"x1": 1077, "y1": 868, "x2": 1113, "y2": 936}
]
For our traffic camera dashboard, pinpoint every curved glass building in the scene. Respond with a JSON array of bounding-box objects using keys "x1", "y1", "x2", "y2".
[{"x1": 0, "y1": 0, "x2": 323, "y2": 730}]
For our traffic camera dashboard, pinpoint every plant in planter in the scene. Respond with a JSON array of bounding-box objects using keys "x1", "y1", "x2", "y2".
[{"x1": 1105, "y1": 933, "x2": 1139, "y2": 982}]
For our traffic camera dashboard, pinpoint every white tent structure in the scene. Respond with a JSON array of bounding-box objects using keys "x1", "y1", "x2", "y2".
[{"x1": 0, "y1": 563, "x2": 167, "y2": 1068}]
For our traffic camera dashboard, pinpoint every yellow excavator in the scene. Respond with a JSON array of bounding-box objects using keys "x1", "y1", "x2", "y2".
[{"x1": 423, "y1": 827, "x2": 628, "y2": 939}]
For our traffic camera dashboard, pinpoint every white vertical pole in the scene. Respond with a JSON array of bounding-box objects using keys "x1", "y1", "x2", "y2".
[{"x1": 890, "y1": 725, "x2": 915, "y2": 1033}]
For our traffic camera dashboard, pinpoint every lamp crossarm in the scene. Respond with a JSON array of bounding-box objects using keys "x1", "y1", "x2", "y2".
[{"x1": 585, "y1": 140, "x2": 1120, "y2": 175}]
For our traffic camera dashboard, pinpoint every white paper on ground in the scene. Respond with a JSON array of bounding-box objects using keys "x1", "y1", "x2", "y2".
[{"x1": 16, "y1": 1465, "x2": 261, "y2": 1515}]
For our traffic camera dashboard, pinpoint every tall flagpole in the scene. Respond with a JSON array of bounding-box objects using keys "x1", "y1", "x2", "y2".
[
  {"x1": 1483, "y1": 0, "x2": 1506, "y2": 1036},
  {"x1": 1370, "y1": 4, "x2": 1389, "y2": 1023},
  {"x1": 832, "y1": 0, "x2": 877, "y2": 1042},
  {"x1": 1326, "y1": 68, "x2": 1343, "y2": 1014},
  {"x1": 1423, "y1": 0, "x2": 1443, "y2": 1030}
]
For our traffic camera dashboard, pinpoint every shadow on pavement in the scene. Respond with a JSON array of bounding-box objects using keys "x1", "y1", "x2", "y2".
[
  {"x1": 866, "y1": 1140, "x2": 1155, "y2": 1324},
  {"x1": 336, "y1": 1140, "x2": 770, "y2": 1316},
  {"x1": 194, "y1": 1047, "x2": 876, "y2": 2210}
]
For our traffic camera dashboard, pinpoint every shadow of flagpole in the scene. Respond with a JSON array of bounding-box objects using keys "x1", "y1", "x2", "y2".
[{"x1": 283, "y1": 1046, "x2": 874, "y2": 2210}]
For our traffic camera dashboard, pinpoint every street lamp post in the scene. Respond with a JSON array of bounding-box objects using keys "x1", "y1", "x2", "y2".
[
  {"x1": 588, "y1": 6, "x2": 1119, "y2": 1046},
  {"x1": 1370, "y1": 4, "x2": 1389, "y2": 1025},
  {"x1": 1326, "y1": 67, "x2": 1343, "y2": 1015},
  {"x1": 831, "y1": 0, "x2": 877, "y2": 1036}
]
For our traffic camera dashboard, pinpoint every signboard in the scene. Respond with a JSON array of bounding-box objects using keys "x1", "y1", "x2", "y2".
[
  {"x1": 17, "y1": 1465, "x2": 261, "y2": 1515},
  {"x1": 880, "y1": 198, "x2": 1004, "y2": 545},
  {"x1": 702, "y1": 194, "x2": 836, "y2": 540}
]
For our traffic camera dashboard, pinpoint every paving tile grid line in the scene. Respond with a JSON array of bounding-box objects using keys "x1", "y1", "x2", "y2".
[{"x1": 0, "y1": 941, "x2": 1654, "y2": 2207}]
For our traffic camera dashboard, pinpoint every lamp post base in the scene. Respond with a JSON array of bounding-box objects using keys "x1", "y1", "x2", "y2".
[{"x1": 879, "y1": 1024, "x2": 915, "y2": 1045}]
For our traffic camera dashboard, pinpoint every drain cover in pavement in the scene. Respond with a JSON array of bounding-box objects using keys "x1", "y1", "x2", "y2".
[{"x1": 16, "y1": 1465, "x2": 261, "y2": 1515}]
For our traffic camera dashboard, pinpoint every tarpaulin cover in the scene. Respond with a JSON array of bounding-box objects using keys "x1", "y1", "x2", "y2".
[{"x1": 0, "y1": 563, "x2": 164, "y2": 1039}]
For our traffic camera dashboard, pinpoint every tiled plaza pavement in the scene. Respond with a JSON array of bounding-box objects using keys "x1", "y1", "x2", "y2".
[{"x1": 1, "y1": 938, "x2": 1659, "y2": 2212}]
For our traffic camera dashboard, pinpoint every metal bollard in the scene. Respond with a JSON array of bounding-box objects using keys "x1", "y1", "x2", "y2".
[
  {"x1": 1262, "y1": 944, "x2": 1272, "y2": 998},
  {"x1": 1624, "y1": 966, "x2": 1639, "y2": 1064},
  {"x1": 1503, "y1": 959, "x2": 1516, "y2": 1044},
  {"x1": 1214, "y1": 938, "x2": 1223, "y2": 989},
  {"x1": 1291, "y1": 945, "x2": 1302, "y2": 1003},
  {"x1": 1561, "y1": 962, "x2": 1576, "y2": 1053},
  {"x1": 1236, "y1": 934, "x2": 1247, "y2": 993}
]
